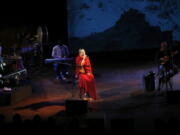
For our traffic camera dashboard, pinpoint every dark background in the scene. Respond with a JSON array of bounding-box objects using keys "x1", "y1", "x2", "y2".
[{"x1": 0, "y1": 0, "x2": 68, "y2": 44}]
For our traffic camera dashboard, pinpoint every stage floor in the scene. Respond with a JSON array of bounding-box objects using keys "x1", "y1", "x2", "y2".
[{"x1": 1, "y1": 61, "x2": 180, "y2": 121}]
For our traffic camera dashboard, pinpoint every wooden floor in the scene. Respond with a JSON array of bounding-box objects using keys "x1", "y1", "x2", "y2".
[{"x1": 1, "y1": 61, "x2": 180, "y2": 122}]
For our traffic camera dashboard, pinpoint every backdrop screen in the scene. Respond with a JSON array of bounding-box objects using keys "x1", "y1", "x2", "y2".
[{"x1": 68, "y1": 0, "x2": 180, "y2": 53}]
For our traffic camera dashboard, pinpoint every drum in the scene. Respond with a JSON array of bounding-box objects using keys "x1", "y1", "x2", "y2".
[{"x1": 5, "y1": 56, "x2": 24, "y2": 72}]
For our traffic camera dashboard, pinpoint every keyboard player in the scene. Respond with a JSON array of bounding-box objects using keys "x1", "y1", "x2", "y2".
[{"x1": 52, "y1": 41, "x2": 70, "y2": 80}]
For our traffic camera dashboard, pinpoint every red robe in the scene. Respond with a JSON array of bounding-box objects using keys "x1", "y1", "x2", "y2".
[{"x1": 76, "y1": 56, "x2": 97, "y2": 99}]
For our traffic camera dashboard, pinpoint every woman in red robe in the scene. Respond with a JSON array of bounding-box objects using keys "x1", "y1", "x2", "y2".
[{"x1": 75, "y1": 49, "x2": 97, "y2": 100}]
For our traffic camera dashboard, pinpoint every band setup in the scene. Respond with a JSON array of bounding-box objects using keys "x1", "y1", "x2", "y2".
[
  {"x1": 0, "y1": 34, "x2": 179, "y2": 105},
  {"x1": 156, "y1": 41, "x2": 178, "y2": 92},
  {"x1": 0, "y1": 51, "x2": 27, "y2": 92},
  {"x1": 45, "y1": 41, "x2": 97, "y2": 101},
  {"x1": 0, "y1": 32, "x2": 97, "y2": 104},
  {"x1": 46, "y1": 40, "x2": 179, "y2": 101},
  {"x1": 0, "y1": 31, "x2": 43, "y2": 104}
]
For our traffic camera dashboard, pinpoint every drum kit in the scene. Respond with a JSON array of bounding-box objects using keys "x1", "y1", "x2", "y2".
[
  {"x1": 0, "y1": 25, "x2": 49, "y2": 91},
  {"x1": 0, "y1": 55, "x2": 27, "y2": 90}
]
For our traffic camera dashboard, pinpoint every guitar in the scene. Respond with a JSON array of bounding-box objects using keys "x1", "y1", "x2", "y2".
[{"x1": 160, "y1": 51, "x2": 178, "y2": 65}]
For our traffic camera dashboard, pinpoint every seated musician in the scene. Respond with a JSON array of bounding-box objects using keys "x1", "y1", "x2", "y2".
[
  {"x1": 75, "y1": 49, "x2": 97, "y2": 100},
  {"x1": 52, "y1": 41, "x2": 70, "y2": 80},
  {"x1": 156, "y1": 41, "x2": 178, "y2": 90}
]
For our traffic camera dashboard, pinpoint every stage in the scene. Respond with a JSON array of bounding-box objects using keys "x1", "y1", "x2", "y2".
[{"x1": 1, "y1": 60, "x2": 180, "y2": 122}]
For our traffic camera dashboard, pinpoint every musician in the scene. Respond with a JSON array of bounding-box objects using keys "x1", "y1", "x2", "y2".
[
  {"x1": 52, "y1": 41, "x2": 70, "y2": 80},
  {"x1": 156, "y1": 41, "x2": 178, "y2": 90},
  {"x1": 75, "y1": 49, "x2": 97, "y2": 100},
  {"x1": 61, "y1": 43, "x2": 70, "y2": 58}
]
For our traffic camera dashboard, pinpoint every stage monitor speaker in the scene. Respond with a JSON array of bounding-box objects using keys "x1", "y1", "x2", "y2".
[
  {"x1": 0, "y1": 82, "x2": 32, "y2": 106},
  {"x1": 144, "y1": 72, "x2": 155, "y2": 92},
  {"x1": 167, "y1": 91, "x2": 180, "y2": 104},
  {"x1": 65, "y1": 99, "x2": 88, "y2": 115}
]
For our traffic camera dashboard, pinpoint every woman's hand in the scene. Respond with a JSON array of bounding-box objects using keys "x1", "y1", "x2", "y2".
[
  {"x1": 83, "y1": 55, "x2": 87, "y2": 60},
  {"x1": 81, "y1": 55, "x2": 87, "y2": 66},
  {"x1": 87, "y1": 73, "x2": 90, "y2": 76}
]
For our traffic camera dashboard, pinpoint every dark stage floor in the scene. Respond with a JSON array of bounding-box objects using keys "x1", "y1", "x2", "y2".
[{"x1": 1, "y1": 60, "x2": 180, "y2": 124}]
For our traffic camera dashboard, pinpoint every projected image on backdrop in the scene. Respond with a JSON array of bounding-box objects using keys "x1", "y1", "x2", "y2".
[{"x1": 68, "y1": 0, "x2": 180, "y2": 53}]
